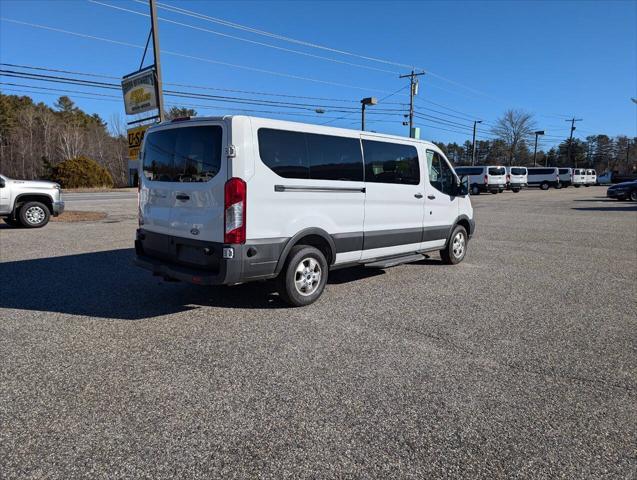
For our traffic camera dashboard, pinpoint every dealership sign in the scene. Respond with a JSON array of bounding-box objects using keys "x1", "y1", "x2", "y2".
[
  {"x1": 121, "y1": 67, "x2": 158, "y2": 115},
  {"x1": 127, "y1": 124, "x2": 150, "y2": 160}
]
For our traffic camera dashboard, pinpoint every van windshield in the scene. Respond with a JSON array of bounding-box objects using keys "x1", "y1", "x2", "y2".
[
  {"x1": 488, "y1": 167, "x2": 506, "y2": 176},
  {"x1": 142, "y1": 126, "x2": 222, "y2": 182},
  {"x1": 510, "y1": 168, "x2": 526, "y2": 175}
]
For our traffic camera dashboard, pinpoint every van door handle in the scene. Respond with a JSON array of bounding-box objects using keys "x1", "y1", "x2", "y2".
[
  {"x1": 414, "y1": 193, "x2": 423, "y2": 199},
  {"x1": 176, "y1": 194, "x2": 190, "y2": 201},
  {"x1": 427, "y1": 194, "x2": 436, "y2": 200}
]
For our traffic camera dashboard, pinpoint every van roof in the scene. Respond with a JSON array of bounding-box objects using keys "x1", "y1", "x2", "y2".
[{"x1": 149, "y1": 115, "x2": 441, "y2": 149}]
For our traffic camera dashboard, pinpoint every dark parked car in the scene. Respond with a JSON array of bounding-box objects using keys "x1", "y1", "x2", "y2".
[{"x1": 606, "y1": 180, "x2": 637, "y2": 201}]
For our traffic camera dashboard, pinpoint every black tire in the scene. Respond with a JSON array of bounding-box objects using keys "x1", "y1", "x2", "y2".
[
  {"x1": 584, "y1": 184, "x2": 590, "y2": 187},
  {"x1": 630, "y1": 191, "x2": 637, "y2": 202},
  {"x1": 18, "y1": 201, "x2": 50, "y2": 228},
  {"x1": 277, "y1": 245, "x2": 328, "y2": 307},
  {"x1": 491, "y1": 190, "x2": 498, "y2": 194},
  {"x1": 440, "y1": 225, "x2": 468, "y2": 265},
  {"x1": 540, "y1": 182, "x2": 550, "y2": 191},
  {"x1": 512, "y1": 188, "x2": 520, "y2": 193},
  {"x1": 574, "y1": 185, "x2": 580, "y2": 188},
  {"x1": 556, "y1": 183, "x2": 562, "y2": 189},
  {"x1": 471, "y1": 185, "x2": 480, "y2": 195}
]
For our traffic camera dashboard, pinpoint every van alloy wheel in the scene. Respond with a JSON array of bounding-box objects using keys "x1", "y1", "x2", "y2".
[
  {"x1": 451, "y1": 231, "x2": 465, "y2": 259},
  {"x1": 294, "y1": 257, "x2": 322, "y2": 296}
]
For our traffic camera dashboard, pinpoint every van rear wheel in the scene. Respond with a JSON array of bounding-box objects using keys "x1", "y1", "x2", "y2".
[
  {"x1": 471, "y1": 185, "x2": 480, "y2": 195},
  {"x1": 440, "y1": 225, "x2": 467, "y2": 265},
  {"x1": 277, "y1": 245, "x2": 328, "y2": 307},
  {"x1": 540, "y1": 182, "x2": 550, "y2": 190}
]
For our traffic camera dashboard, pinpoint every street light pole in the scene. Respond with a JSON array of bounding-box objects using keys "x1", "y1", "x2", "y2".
[
  {"x1": 533, "y1": 130, "x2": 544, "y2": 166},
  {"x1": 360, "y1": 97, "x2": 377, "y2": 131},
  {"x1": 471, "y1": 120, "x2": 482, "y2": 165}
]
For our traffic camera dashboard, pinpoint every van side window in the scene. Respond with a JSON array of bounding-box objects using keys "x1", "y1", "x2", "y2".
[
  {"x1": 306, "y1": 133, "x2": 363, "y2": 181},
  {"x1": 258, "y1": 129, "x2": 309, "y2": 179},
  {"x1": 362, "y1": 140, "x2": 420, "y2": 185},
  {"x1": 426, "y1": 150, "x2": 455, "y2": 195},
  {"x1": 258, "y1": 128, "x2": 363, "y2": 181}
]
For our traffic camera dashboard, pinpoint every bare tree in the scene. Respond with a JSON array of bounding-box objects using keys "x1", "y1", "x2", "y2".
[{"x1": 491, "y1": 109, "x2": 536, "y2": 165}]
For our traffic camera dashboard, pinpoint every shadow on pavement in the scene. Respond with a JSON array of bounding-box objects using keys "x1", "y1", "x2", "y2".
[
  {"x1": 572, "y1": 205, "x2": 637, "y2": 212},
  {"x1": 0, "y1": 248, "x2": 288, "y2": 320}
]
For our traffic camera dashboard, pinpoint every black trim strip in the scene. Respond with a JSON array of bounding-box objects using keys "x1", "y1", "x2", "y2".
[
  {"x1": 274, "y1": 185, "x2": 365, "y2": 193},
  {"x1": 332, "y1": 225, "x2": 452, "y2": 253}
]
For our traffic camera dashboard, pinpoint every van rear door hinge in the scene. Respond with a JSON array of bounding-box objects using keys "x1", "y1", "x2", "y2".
[{"x1": 225, "y1": 145, "x2": 236, "y2": 158}]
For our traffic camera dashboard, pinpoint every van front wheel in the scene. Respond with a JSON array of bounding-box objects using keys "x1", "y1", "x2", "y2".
[
  {"x1": 440, "y1": 225, "x2": 468, "y2": 265},
  {"x1": 277, "y1": 245, "x2": 328, "y2": 307}
]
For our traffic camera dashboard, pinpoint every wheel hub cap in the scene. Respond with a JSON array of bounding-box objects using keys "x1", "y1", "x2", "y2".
[
  {"x1": 25, "y1": 206, "x2": 45, "y2": 224},
  {"x1": 294, "y1": 258, "x2": 321, "y2": 296},
  {"x1": 452, "y1": 232, "x2": 465, "y2": 258}
]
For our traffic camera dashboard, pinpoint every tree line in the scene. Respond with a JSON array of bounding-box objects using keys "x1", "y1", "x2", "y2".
[
  {"x1": 435, "y1": 109, "x2": 636, "y2": 173},
  {"x1": 0, "y1": 95, "x2": 635, "y2": 187}
]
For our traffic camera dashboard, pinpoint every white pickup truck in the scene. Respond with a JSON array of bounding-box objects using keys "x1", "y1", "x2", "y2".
[{"x1": 0, "y1": 174, "x2": 64, "y2": 228}]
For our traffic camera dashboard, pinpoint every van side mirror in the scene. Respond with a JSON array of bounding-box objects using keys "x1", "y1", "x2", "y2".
[{"x1": 455, "y1": 175, "x2": 469, "y2": 196}]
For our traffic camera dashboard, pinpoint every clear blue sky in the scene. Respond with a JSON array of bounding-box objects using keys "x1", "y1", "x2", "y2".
[{"x1": 1, "y1": 0, "x2": 635, "y2": 149}]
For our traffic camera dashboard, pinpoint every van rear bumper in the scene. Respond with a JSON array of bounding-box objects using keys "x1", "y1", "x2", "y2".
[{"x1": 134, "y1": 229, "x2": 286, "y2": 285}]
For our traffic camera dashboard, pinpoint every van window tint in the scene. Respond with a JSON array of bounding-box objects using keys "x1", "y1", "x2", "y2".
[
  {"x1": 258, "y1": 128, "x2": 363, "y2": 181},
  {"x1": 510, "y1": 167, "x2": 526, "y2": 175},
  {"x1": 527, "y1": 168, "x2": 555, "y2": 175},
  {"x1": 258, "y1": 129, "x2": 309, "y2": 179},
  {"x1": 362, "y1": 140, "x2": 420, "y2": 185},
  {"x1": 488, "y1": 167, "x2": 506, "y2": 176},
  {"x1": 306, "y1": 132, "x2": 363, "y2": 181},
  {"x1": 427, "y1": 150, "x2": 455, "y2": 195},
  {"x1": 143, "y1": 126, "x2": 222, "y2": 182},
  {"x1": 558, "y1": 168, "x2": 570, "y2": 174},
  {"x1": 455, "y1": 167, "x2": 483, "y2": 175}
]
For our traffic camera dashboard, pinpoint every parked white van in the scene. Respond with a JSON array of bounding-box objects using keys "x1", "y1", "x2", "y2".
[
  {"x1": 585, "y1": 169, "x2": 597, "y2": 186},
  {"x1": 525, "y1": 167, "x2": 560, "y2": 190},
  {"x1": 558, "y1": 168, "x2": 573, "y2": 187},
  {"x1": 572, "y1": 168, "x2": 587, "y2": 187},
  {"x1": 454, "y1": 165, "x2": 507, "y2": 195},
  {"x1": 134, "y1": 116, "x2": 475, "y2": 306},
  {"x1": 505, "y1": 166, "x2": 528, "y2": 192}
]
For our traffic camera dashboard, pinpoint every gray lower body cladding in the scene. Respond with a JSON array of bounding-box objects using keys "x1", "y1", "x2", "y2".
[{"x1": 134, "y1": 221, "x2": 471, "y2": 285}]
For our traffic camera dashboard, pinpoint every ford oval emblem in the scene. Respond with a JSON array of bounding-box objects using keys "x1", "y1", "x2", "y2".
[{"x1": 190, "y1": 228, "x2": 200, "y2": 236}]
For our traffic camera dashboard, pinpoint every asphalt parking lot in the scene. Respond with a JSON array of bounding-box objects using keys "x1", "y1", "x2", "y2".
[{"x1": 1, "y1": 187, "x2": 635, "y2": 479}]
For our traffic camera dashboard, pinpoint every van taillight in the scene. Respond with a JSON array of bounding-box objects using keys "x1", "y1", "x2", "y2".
[
  {"x1": 224, "y1": 177, "x2": 246, "y2": 244},
  {"x1": 506, "y1": 174, "x2": 510, "y2": 182}
]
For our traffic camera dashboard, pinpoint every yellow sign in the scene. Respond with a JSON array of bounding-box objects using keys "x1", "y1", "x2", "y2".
[
  {"x1": 121, "y1": 67, "x2": 157, "y2": 115},
  {"x1": 127, "y1": 125, "x2": 150, "y2": 161}
]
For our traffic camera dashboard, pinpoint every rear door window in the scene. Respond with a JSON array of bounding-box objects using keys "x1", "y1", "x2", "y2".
[
  {"x1": 510, "y1": 168, "x2": 526, "y2": 175},
  {"x1": 488, "y1": 167, "x2": 506, "y2": 176},
  {"x1": 142, "y1": 126, "x2": 222, "y2": 182}
]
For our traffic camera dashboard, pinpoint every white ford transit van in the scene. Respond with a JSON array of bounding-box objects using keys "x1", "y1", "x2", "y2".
[
  {"x1": 558, "y1": 168, "x2": 573, "y2": 187},
  {"x1": 585, "y1": 169, "x2": 597, "y2": 186},
  {"x1": 506, "y1": 166, "x2": 528, "y2": 192},
  {"x1": 572, "y1": 168, "x2": 587, "y2": 187},
  {"x1": 526, "y1": 167, "x2": 560, "y2": 190},
  {"x1": 454, "y1": 165, "x2": 507, "y2": 195},
  {"x1": 135, "y1": 116, "x2": 475, "y2": 306}
]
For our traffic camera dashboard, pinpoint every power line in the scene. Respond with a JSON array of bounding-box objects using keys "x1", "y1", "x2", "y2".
[
  {"x1": 136, "y1": 0, "x2": 498, "y2": 100},
  {"x1": 90, "y1": 1, "x2": 399, "y2": 75}
]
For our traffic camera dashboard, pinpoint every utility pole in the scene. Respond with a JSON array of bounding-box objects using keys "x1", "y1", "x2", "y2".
[
  {"x1": 471, "y1": 120, "x2": 482, "y2": 165},
  {"x1": 565, "y1": 117, "x2": 583, "y2": 167},
  {"x1": 399, "y1": 70, "x2": 425, "y2": 138},
  {"x1": 149, "y1": 0, "x2": 165, "y2": 121}
]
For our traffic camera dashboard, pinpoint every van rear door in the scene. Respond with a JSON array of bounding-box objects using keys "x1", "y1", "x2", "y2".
[{"x1": 140, "y1": 121, "x2": 227, "y2": 243}]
